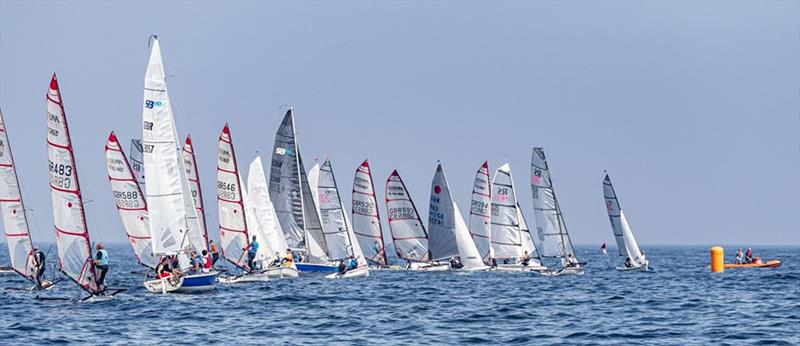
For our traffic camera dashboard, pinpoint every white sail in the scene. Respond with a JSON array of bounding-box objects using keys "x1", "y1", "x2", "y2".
[
  {"x1": 351, "y1": 160, "x2": 387, "y2": 266},
  {"x1": 603, "y1": 174, "x2": 644, "y2": 266},
  {"x1": 246, "y1": 156, "x2": 288, "y2": 261},
  {"x1": 129, "y1": 139, "x2": 146, "y2": 195},
  {"x1": 216, "y1": 124, "x2": 249, "y2": 268},
  {"x1": 490, "y1": 164, "x2": 523, "y2": 259},
  {"x1": 46, "y1": 75, "x2": 100, "y2": 293},
  {"x1": 105, "y1": 132, "x2": 156, "y2": 268},
  {"x1": 428, "y1": 164, "x2": 459, "y2": 261},
  {"x1": 518, "y1": 204, "x2": 542, "y2": 264},
  {"x1": 183, "y1": 135, "x2": 209, "y2": 250},
  {"x1": 307, "y1": 163, "x2": 321, "y2": 212},
  {"x1": 468, "y1": 161, "x2": 492, "y2": 261},
  {"x1": 0, "y1": 110, "x2": 36, "y2": 280},
  {"x1": 453, "y1": 202, "x2": 488, "y2": 270},
  {"x1": 142, "y1": 37, "x2": 204, "y2": 257},
  {"x1": 530, "y1": 147, "x2": 577, "y2": 262},
  {"x1": 385, "y1": 170, "x2": 429, "y2": 262},
  {"x1": 315, "y1": 160, "x2": 356, "y2": 261},
  {"x1": 268, "y1": 109, "x2": 328, "y2": 263}
]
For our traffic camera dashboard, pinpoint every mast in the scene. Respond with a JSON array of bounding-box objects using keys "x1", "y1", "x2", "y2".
[
  {"x1": 216, "y1": 124, "x2": 249, "y2": 269},
  {"x1": 352, "y1": 159, "x2": 387, "y2": 266},
  {"x1": 105, "y1": 132, "x2": 155, "y2": 268},
  {"x1": 183, "y1": 135, "x2": 209, "y2": 250},
  {"x1": 46, "y1": 74, "x2": 99, "y2": 294},
  {"x1": 0, "y1": 110, "x2": 36, "y2": 280}
]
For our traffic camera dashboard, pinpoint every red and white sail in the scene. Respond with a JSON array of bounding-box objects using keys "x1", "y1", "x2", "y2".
[
  {"x1": 385, "y1": 170, "x2": 428, "y2": 262},
  {"x1": 0, "y1": 110, "x2": 36, "y2": 280},
  {"x1": 182, "y1": 135, "x2": 209, "y2": 250},
  {"x1": 469, "y1": 161, "x2": 492, "y2": 261},
  {"x1": 142, "y1": 37, "x2": 205, "y2": 258},
  {"x1": 105, "y1": 132, "x2": 156, "y2": 268},
  {"x1": 216, "y1": 124, "x2": 249, "y2": 268},
  {"x1": 46, "y1": 75, "x2": 100, "y2": 293},
  {"x1": 352, "y1": 160, "x2": 387, "y2": 266}
]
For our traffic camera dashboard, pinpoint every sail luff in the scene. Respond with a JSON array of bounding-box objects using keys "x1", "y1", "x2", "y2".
[
  {"x1": 46, "y1": 74, "x2": 99, "y2": 293},
  {"x1": 0, "y1": 110, "x2": 36, "y2": 280},
  {"x1": 352, "y1": 160, "x2": 387, "y2": 266},
  {"x1": 105, "y1": 132, "x2": 156, "y2": 268},
  {"x1": 216, "y1": 124, "x2": 249, "y2": 269},
  {"x1": 385, "y1": 170, "x2": 429, "y2": 262}
]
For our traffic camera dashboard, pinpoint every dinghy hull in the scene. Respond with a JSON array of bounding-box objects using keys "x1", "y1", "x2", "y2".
[
  {"x1": 494, "y1": 264, "x2": 548, "y2": 272},
  {"x1": 145, "y1": 272, "x2": 218, "y2": 293},
  {"x1": 407, "y1": 263, "x2": 450, "y2": 271},
  {"x1": 325, "y1": 266, "x2": 370, "y2": 279},
  {"x1": 296, "y1": 263, "x2": 338, "y2": 272}
]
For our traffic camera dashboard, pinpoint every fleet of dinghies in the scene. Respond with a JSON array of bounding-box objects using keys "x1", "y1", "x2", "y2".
[{"x1": 0, "y1": 36, "x2": 662, "y2": 300}]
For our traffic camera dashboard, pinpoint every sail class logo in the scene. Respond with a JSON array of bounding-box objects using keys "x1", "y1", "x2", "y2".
[
  {"x1": 144, "y1": 100, "x2": 163, "y2": 109},
  {"x1": 275, "y1": 147, "x2": 294, "y2": 156}
]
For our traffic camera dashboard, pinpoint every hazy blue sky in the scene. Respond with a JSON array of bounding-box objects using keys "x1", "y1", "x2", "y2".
[{"x1": 1, "y1": 1, "x2": 798, "y2": 248}]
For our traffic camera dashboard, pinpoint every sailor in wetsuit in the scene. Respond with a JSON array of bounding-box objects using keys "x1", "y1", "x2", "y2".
[
  {"x1": 93, "y1": 243, "x2": 109, "y2": 291},
  {"x1": 32, "y1": 248, "x2": 47, "y2": 288},
  {"x1": 243, "y1": 235, "x2": 259, "y2": 272}
]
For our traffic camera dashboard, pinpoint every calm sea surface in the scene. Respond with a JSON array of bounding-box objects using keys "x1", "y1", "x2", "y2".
[{"x1": 0, "y1": 244, "x2": 798, "y2": 345}]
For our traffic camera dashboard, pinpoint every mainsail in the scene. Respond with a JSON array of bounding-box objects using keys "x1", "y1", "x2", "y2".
[
  {"x1": 142, "y1": 37, "x2": 205, "y2": 258},
  {"x1": 268, "y1": 109, "x2": 328, "y2": 263},
  {"x1": 105, "y1": 132, "x2": 156, "y2": 268},
  {"x1": 46, "y1": 75, "x2": 100, "y2": 293},
  {"x1": 427, "y1": 164, "x2": 459, "y2": 261},
  {"x1": 351, "y1": 160, "x2": 387, "y2": 266},
  {"x1": 385, "y1": 170, "x2": 429, "y2": 262},
  {"x1": 603, "y1": 174, "x2": 644, "y2": 266},
  {"x1": 216, "y1": 124, "x2": 249, "y2": 268},
  {"x1": 518, "y1": 205, "x2": 540, "y2": 261},
  {"x1": 490, "y1": 163, "x2": 524, "y2": 259},
  {"x1": 468, "y1": 161, "x2": 492, "y2": 261},
  {"x1": 453, "y1": 202, "x2": 487, "y2": 270},
  {"x1": 0, "y1": 110, "x2": 36, "y2": 280},
  {"x1": 183, "y1": 135, "x2": 209, "y2": 250},
  {"x1": 246, "y1": 156, "x2": 288, "y2": 260},
  {"x1": 530, "y1": 147, "x2": 577, "y2": 263},
  {"x1": 129, "y1": 139, "x2": 146, "y2": 194},
  {"x1": 315, "y1": 159, "x2": 364, "y2": 263}
]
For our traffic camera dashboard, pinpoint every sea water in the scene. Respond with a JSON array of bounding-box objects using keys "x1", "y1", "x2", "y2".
[{"x1": 0, "y1": 244, "x2": 797, "y2": 345}]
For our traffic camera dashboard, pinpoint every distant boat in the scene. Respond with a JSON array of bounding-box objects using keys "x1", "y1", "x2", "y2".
[
  {"x1": 46, "y1": 75, "x2": 112, "y2": 298},
  {"x1": 314, "y1": 159, "x2": 369, "y2": 279},
  {"x1": 385, "y1": 170, "x2": 439, "y2": 270},
  {"x1": 530, "y1": 148, "x2": 583, "y2": 276},
  {"x1": 468, "y1": 161, "x2": 492, "y2": 264},
  {"x1": 268, "y1": 109, "x2": 335, "y2": 272},
  {"x1": 182, "y1": 135, "x2": 210, "y2": 250},
  {"x1": 430, "y1": 163, "x2": 489, "y2": 272},
  {"x1": 603, "y1": 173, "x2": 649, "y2": 272},
  {"x1": 0, "y1": 110, "x2": 42, "y2": 286},
  {"x1": 351, "y1": 159, "x2": 388, "y2": 267},
  {"x1": 141, "y1": 37, "x2": 217, "y2": 293},
  {"x1": 490, "y1": 163, "x2": 546, "y2": 272},
  {"x1": 104, "y1": 132, "x2": 156, "y2": 269}
]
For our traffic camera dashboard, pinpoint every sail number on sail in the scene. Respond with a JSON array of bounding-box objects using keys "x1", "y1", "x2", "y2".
[{"x1": 48, "y1": 160, "x2": 73, "y2": 189}]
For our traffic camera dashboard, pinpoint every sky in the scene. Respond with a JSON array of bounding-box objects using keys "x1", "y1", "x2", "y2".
[{"x1": 0, "y1": 1, "x2": 798, "y2": 248}]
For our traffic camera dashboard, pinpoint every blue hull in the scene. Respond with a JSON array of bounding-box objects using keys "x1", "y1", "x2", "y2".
[
  {"x1": 176, "y1": 272, "x2": 218, "y2": 293},
  {"x1": 296, "y1": 263, "x2": 338, "y2": 272}
]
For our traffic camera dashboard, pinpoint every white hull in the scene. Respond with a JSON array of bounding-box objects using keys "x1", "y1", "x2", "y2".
[
  {"x1": 144, "y1": 272, "x2": 218, "y2": 293},
  {"x1": 493, "y1": 263, "x2": 548, "y2": 272},
  {"x1": 325, "y1": 266, "x2": 370, "y2": 279},
  {"x1": 616, "y1": 265, "x2": 649, "y2": 272},
  {"x1": 264, "y1": 266, "x2": 299, "y2": 278},
  {"x1": 219, "y1": 272, "x2": 270, "y2": 283},
  {"x1": 542, "y1": 266, "x2": 585, "y2": 276},
  {"x1": 454, "y1": 265, "x2": 491, "y2": 272},
  {"x1": 407, "y1": 263, "x2": 451, "y2": 271}
]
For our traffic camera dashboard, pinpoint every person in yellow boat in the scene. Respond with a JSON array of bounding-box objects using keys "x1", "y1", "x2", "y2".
[
  {"x1": 735, "y1": 249, "x2": 744, "y2": 264},
  {"x1": 745, "y1": 248, "x2": 754, "y2": 263}
]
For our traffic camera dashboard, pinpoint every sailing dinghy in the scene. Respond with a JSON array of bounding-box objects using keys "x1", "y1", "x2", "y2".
[
  {"x1": 489, "y1": 163, "x2": 546, "y2": 272},
  {"x1": 468, "y1": 161, "x2": 493, "y2": 264},
  {"x1": 309, "y1": 159, "x2": 369, "y2": 279},
  {"x1": 47, "y1": 75, "x2": 121, "y2": 299},
  {"x1": 603, "y1": 173, "x2": 649, "y2": 271},
  {"x1": 104, "y1": 132, "x2": 156, "y2": 269},
  {"x1": 351, "y1": 160, "x2": 388, "y2": 268},
  {"x1": 141, "y1": 37, "x2": 217, "y2": 293},
  {"x1": 0, "y1": 110, "x2": 53, "y2": 288},
  {"x1": 530, "y1": 148, "x2": 584, "y2": 276},
  {"x1": 182, "y1": 135, "x2": 210, "y2": 250},
  {"x1": 430, "y1": 163, "x2": 489, "y2": 272},
  {"x1": 269, "y1": 109, "x2": 335, "y2": 272}
]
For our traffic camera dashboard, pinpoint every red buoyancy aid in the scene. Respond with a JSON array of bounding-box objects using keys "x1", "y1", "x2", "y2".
[{"x1": 203, "y1": 255, "x2": 212, "y2": 269}]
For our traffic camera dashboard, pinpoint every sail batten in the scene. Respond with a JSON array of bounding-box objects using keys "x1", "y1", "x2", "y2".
[
  {"x1": 46, "y1": 75, "x2": 99, "y2": 293},
  {"x1": 0, "y1": 110, "x2": 36, "y2": 280},
  {"x1": 385, "y1": 170, "x2": 429, "y2": 262},
  {"x1": 105, "y1": 132, "x2": 156, "y2": 268}
]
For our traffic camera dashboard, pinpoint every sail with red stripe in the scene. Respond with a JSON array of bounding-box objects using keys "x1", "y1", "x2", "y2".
[
  {"x1": 183, "y1": 135, "x2": 209, "y2": 250},
  {"x1": 105, "y1": 132, "x2": 156, "y2": 268},
  {"x1": 46, "y1": 74, "x2": 100, "y2": 293},
  {"x1": 216, "y1": 124, "x2": 249, "y2": 268},
  {"x1": 0, "y1": 110, "x2": 36, "y2": 280},
  {"x1": 385, "y1": 170, "x2": 428, "y2": 262},
  {"x1": 352, "y1": 160, "x2": 387, "y2": 266}
]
